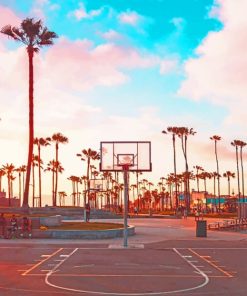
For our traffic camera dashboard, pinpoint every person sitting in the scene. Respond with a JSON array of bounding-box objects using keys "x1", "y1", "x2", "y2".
[
  {"x1": 20, "y1": 216, "x2": 32, "y2": 238},
  {"x1": 7, "y1": 215, "x2": 19, "y2": 239}
]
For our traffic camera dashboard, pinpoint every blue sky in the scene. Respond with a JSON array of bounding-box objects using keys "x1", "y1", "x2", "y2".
[{"x1": 0, "y1": 0, "x2": 246, "y2": 201}]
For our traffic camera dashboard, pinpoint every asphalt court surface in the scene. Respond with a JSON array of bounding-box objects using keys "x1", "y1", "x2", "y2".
[{"x1": 0, "y1": 245, "x2": 247, "y2": 295}]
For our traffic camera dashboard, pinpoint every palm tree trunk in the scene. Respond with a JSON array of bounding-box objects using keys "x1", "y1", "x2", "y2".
[
  {"x1": 54, "y1": 143, "x2": 58, "y2": 206},
  {"x1": 52, "y1": 169, "x2": 55, "y2": 206},
  {"x1": 228, "y1": 177, "x2": 230, "y2": 197},
  {"x1": 215, "y1": 141, "x2": 220, "y2": 210},
  {"x1": 32, "y1": 158, "x2": 35, "y2": 207},
  {"x1": 172, "y1": 134, "x2": 178, "y2": 208},
  {"x1": 23, "y1": 47, "x2": 34, "y2": 209},
  {"x1": 87, "y1": 158, "x2": 90, "y2": 204},
  {"x1": 8, "y1": 174, "x2": 11, "y2": 206},
  {"x1": 18, "y1": 172, "x2": 21, "y2": 200},
  {"x1": 235, "y1": 147, "x2": 241, "y2": 201},
  {"x1": 240, "y1": 147, "x2": 245, "y2": 202},
  {"x1": 38, "y1": 145, "x2": 42, "y2": 207}
]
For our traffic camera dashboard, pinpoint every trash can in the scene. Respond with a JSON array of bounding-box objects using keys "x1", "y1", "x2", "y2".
[{"x1": 196, "y1": 220, "x2": 207, "y2": 237}]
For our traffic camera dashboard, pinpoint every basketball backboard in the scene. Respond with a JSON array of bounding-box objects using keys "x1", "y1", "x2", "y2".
[
  {"x1": 89, "y1": 179, "x2": 107, "y2": 191},
  {"x1": 100, "y1": 141, "x2": 152, "y2": 172}
]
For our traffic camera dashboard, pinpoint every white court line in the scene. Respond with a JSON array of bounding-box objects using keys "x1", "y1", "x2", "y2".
[
  {"x1": 22, "y1": 248, "x2": 63, "y2": 276},
  {"x1": 44, "y1": 248, "x2": 210, "y2": 295}
]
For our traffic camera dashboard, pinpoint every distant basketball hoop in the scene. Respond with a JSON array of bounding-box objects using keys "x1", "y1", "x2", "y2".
[
  {"x1": 99, "y1": 141, "x2": 152, "y2": 247},
  {"x1": 100, "y1": 141, "x2": 152, "y2": 172}
]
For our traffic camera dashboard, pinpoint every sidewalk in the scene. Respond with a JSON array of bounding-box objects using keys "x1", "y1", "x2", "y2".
[{"x1": 0, "y1": 217, "x2": 246, "y2": 245}]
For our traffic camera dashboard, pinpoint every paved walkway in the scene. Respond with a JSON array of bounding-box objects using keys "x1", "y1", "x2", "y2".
[{"x1": 0, "y1": 217, "x2": 246, "y2": 245}]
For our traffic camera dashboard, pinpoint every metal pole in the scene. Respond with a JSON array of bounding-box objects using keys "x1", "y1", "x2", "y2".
[{"x1": 123, "y1": 167, "x2": 129, "y2": 248}]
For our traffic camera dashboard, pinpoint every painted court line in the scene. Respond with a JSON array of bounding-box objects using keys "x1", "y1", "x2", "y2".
[
  {"x1": 22, "y1": 248, "x2": 63, "y2": 276},
  {"x1": 189, "y1": 248, "x2": 233, "y2": 278},
  {"x1": 43, "y1": 248, "x2": 210, "y2": 295}
]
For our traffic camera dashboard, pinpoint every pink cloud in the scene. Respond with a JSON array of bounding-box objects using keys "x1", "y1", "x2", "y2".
[
  {"x1": 0, "y1": 5, "x2": 21, "y2": 28},
  {"x1": 178, "y1": 0, "x2": 247, "y2": 124},
  {"x1": 118, "y1": 11, "x2": 140, "y2": 26},
  {"x1": 41, "y1": 38, "x2": 158, "y2": 90}
]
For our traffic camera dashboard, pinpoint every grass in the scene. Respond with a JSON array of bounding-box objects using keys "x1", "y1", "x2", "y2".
[{"x1": 48, "y1": 222, "x2": 124, "y2": 231}]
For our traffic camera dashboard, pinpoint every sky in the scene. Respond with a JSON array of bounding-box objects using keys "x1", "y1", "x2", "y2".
[{"x1": 0, "y1": 0, "x2": 247, "y2": 204}]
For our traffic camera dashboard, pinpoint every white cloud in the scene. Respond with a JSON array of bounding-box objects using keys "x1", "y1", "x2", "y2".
[
  {"x1": 160, "y1": 59, "x2": 178, "y2": 75},
  {"x1": 69, "y1": 2, "x2": 103, "y2": 21},
  {"x1": 178, "y1": 0, "x2": 247, "y2": 125}
]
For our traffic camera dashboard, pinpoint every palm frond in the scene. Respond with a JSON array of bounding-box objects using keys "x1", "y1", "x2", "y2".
[{"x1": 0, "y1": 25, "x2": 19, "y2": 40}]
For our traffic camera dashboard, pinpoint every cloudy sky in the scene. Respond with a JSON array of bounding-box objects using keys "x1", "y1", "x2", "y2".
[{"x1": 0, "y1": 0, "x2": 246, "y2": 203}]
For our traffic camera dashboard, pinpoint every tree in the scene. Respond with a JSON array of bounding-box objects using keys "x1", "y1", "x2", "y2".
[
  {"x1": 231, "y1": 140, "x2": 242, "y2": 201},
  {"x1": 210, "y1": 135, "x2": 221, "y2": 210},
  {"x1": 162, "y1": 127, "x2": 179, "y2": 208},
  {"x1": 223, "y1": 171, "x2": 235, "y2": 196},
  {"x1": 0, "y1": 168, "x2": 6, "y2": 192},
  {"x1": 2, "y1": 163, "x2": 15, "y2": 206},
  {"x1": 238, "y1": 141, "x2": 246, "y2": 201},
  {"x1": 1, "y1": 18, "x2": 58, "y2": 208},
  {"x1": 45, "y1": 160, "x2": 64, "y2": 206},
  {"x1": 193, "y1": 165, "x2": 204, "y2": 192},
  {"x1": 51, "y1": 133, "x2": 68, "y2": 205},
  {"x1": 34, "y1": 137, "x2": 50, "y2": 206},
  {"x1": 177, "y1": 127, "x2": 196, "y2": 211},
  {"x1": 78, "y1": 149, "x2": 100, "y2": 203}
]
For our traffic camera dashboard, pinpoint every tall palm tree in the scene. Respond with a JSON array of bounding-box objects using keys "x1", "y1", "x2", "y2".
[
  {"x1": 20, "y1": 165, "x2": 27, "y2": 199},
  {"x1": 15, "y1": 167, "x2": 22, "y2": 200},
  {"x1": 231, "y1": 140, "x2": 242, "y2": 201},
  {"x1": 51, "y1": 133, "x2": 68, "y2": 205},
  {"x1": 31, "y1": 155, "x2": 40, "y2": 207},
  {"x1": 2, "y1": 163, "x2": 15, "y2": 206},
  {"x1": 34, "y1": 137, "x2": 50, "y2": 207},
  {"x1": 193, "y1": 165, "x2": 204, "y2": 192},
  {"x1": 162, "y1": 127, "x2": 179, "y2": 208},
  {"x1": 47, "y1": 160, "x2": 64, "y2": 206},
  {"x1": 223, "y1": 171, "x2": 235, "y2": 196},
  {"x1": 238, "y1": 141, "x2": 246, "y2": 201},
  {"x1": 58, "y1": 191, "x2": 67, "y2": 206},
  {"x1": 78, "y1": 148, "x2": 100, "y2": 203},
  {"x1": 0, "y1": 168, "x2": 6, "y2": 192},
  {"x1": 210, "y1": 135, "x2": 221, "y2": 210},
  {"x1": 177, "y1": 127, "x2": 196, "y2": 211},
  {"x1": 1, "y1": 18, "x2": 58, "y2": 208}
]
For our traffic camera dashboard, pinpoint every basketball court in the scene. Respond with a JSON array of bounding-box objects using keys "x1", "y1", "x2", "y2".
[{"x1": 0, "y1": 244, "x2": 246, "y2": 295}]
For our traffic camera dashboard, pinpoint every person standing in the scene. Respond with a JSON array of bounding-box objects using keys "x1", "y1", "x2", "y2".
[{"x1": 85, "y1": 203, "x2": 91, "y2": 222}]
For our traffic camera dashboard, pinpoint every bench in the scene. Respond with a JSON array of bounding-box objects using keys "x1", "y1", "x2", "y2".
[{"x1": 208, "y1": 218, "x2": 247, "y2": 231}]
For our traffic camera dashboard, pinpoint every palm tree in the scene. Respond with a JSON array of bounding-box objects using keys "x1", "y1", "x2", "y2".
[
  {"x1": 34, "y1": 137, "x2": 50, "y2": 207},
  {"x1": 210, "y1": 135, "x2": 221, "y2": 210},
  {"x1": 58, "y1": 191, "x2": 67, "y2": 206},
  {"x1": 162, "y1": 127, "x2": 179, "y2": 208},
  {"x1": 238, "y1": 141, "x2": 246, "y2": 201},
  {"x1": 31, "y1": 155, "x2": 40, "y2": 207},
  {"x1": 2, "y1": 163, "x2": 15, "y2": 206},
  {"x1": 0, "y1": 168, "x2": 6, "y2": 192},
  {"x1": 231, "y1": 140, "x2": 242, "y2": 201},
  {"x1": 193, "y1": 165, "x2": 204, "y2": 192},
  {"x1": 177, "y1": 127, "x2": 196, "y2": 211},
  {"x1": 51, "y1": 133, "x2": 68, "y2": 205},
  {"x1": 20, "y1": 165, "x2": 27, "y2": 199},
  {"x1": 223, "y1": 171, "x2": 235, "y2": 196},
  {"x1": 1, "y1": 18, "x2": 58, "y2": 208},
  {"x1": 15, "y1": 167, "x2": 22, "y2": 200},
  {"x1": 78, "y1": 148, "x2": 100, "y2": 203}
]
